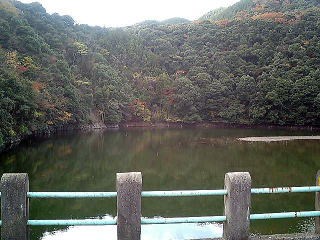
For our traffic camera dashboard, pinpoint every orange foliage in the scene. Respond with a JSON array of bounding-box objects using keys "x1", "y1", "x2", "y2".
[
  {"x1": 5, "y1": 51, "x2": 19, "y2": 68},
  {"x1": 214, "y1": 19, "x2": 231, "y2": 27},
  {"x1": 193, "y1": 20, "x2": 204, "y2": 25},
  {"x1": 252, "y1": 12, "x2": 286, "y2": 23},
  {"x1": 32, "y1": 81, "x2": 45, "y2": 92},
  {"x1": 129, "y1": 99, "x2": 148, "y2": 109},
  {"x1": 253, "y1": 4, "x2": 266, "y2": 12},
  {"x1": 39, "y1": 100, "x2": 55, "y2": 110},
  {"x1": 235, "y1": 11, "x2": 250, "y2": 20},
  {"x1": 58, "y1": 111, "x2": 73, "y2": 122},
  {"x1": 129, "y1": 99, "x2": 151, "y2": 122}
]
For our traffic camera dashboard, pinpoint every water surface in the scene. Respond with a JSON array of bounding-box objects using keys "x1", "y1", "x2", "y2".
[{"x1": 0, "y1": 128, "x2": 319, "y2": 239}]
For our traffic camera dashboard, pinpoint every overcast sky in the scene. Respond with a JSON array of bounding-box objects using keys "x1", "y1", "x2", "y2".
[{"x1": 18, "y1": 0, "x2": 240, "y2": 27}]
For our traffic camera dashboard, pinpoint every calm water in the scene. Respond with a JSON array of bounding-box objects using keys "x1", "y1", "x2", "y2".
[{"x1": 0, "y1": 128, "x2": 320, "y2": 239}]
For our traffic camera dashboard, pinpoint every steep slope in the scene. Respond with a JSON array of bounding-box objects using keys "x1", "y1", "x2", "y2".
[{"x1": 0, "y1": 0, "x2": 320, "y2": 150}]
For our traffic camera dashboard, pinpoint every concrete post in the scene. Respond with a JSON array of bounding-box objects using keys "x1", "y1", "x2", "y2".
[
  {"x1": 223, "y1": 172, "x2": 251, "y2": 240},
  {"x1": 116, "y1": 172, "x2": 142, "y2": 240},
  {"x1": 316, "y1": 170, "x2": 320, "y2": 234},
  {"x1": 1, "y1": 173, "x2": 29, "y2": 240}
]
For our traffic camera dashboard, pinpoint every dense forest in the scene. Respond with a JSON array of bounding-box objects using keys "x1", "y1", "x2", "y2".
[{"x1": 0, "y1": 0, "x2": 320, "y2": 148}]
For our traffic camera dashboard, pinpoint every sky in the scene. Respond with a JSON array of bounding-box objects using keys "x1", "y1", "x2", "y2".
[{"x1": 18, "y1": 0, "x2": 240, "y2": 27}]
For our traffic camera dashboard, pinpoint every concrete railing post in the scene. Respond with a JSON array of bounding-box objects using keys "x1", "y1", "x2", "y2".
[
  {"x1": 316, "y1": 170, "x2": 320, "y2": 234},
  {"x1": 223, "y1": 172, "x2": 251, "y2": 240},
  {"x1": 1, "y1": 173, "x2": 29, "y2": 240},
  {"x1": 116, "y1": 172, "x2": 142, "y2": 240}
]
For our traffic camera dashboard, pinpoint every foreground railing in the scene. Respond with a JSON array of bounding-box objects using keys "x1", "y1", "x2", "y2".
[{"x1": 1, "y1": 171, "x2": 320, "y2": 240}]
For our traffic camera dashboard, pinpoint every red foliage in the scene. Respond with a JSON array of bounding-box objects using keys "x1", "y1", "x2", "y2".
[
  {"x1": 17, "y1": 65, "x2": 28, "y2": 73},
  {"x1": 163, "y1": 88, "x2": 174, "y2": 96},
  {"x1": 163, "y1": 88, "x2": 175, "y2": 104},
  {"x1": 175, "y1": 70, "x2": 187, "y2": 76},
  {"x1": 49, "y1": 56, "x2": 57, "y2": 64}
]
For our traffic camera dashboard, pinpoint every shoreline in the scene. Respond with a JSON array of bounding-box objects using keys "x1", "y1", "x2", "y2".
[
  {"x1": 1, "y1": 121, "x2": 320, "y2": 154},
  {"x1": 117, "y1": 122, "x2": 320, "y2": 131}
]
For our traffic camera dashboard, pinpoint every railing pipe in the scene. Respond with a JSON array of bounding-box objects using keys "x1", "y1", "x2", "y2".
[
  {"x1": 251, "y1": 186, "x2": 320, "y2": 194},
  {"x1": 250, "y1": 211, "x2": 320, "y2": 220},
  {"x1": 27, "y1": 192, "x2": 117, "y2": 198},
  {"x1": 2, "y1": 211, "x2": 320, "y2": 227},
  {"x1": 141, "y1": 216, "x2": 226, "y2": 224},
  {"x1": 1, "y1": 171, "x2": 320, "y2": 240},
  {"x1": 1, "y1": 186, "x2": 316, "y2": 199},
  {"x1": 141, "y1": 189, "x2": 227, "y2": 197},
  {"x1": 28, "y1": 219, "x2": 117, "y2": 226},
  {"x1": 14, "y1": 186, "x2": 319, "y2": 199}
]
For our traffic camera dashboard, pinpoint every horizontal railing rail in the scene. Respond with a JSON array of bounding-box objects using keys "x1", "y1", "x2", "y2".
[
  {"x1": 27, "y1": 191, "x2": 117, "y2": 198},
  {"x1": 251, "y1": 186, "x2": 320, "y2": 194},
  {"x1": 2, "y1": 211, "x2": 320, "y2": 226},
  {"x1": 1, "y1": 186, "x2": 319, "y2": 198},
  {"x1": 27, "y1": 219, "x2": 117, "y2": 226},
  {"x1": 1, "y1": 171, "x2": 320, "y2": 240}
]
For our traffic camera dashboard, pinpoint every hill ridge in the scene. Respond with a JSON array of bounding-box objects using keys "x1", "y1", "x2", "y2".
[
  {"x1": 0, "y1": 0, "x2": 319, "y2": 149},
  {"x1": 199, "y1": 0, "x2": 320, "y2": 21}
]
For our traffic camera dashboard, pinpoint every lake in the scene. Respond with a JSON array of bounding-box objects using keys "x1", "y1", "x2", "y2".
[{"x1": 0, "y1": 127, "x2": 320, "y2": 239}]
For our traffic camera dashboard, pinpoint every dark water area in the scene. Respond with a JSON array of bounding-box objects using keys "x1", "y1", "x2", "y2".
[{"x1": 0, "y1": 128, "x2": 320, "y2": 239}]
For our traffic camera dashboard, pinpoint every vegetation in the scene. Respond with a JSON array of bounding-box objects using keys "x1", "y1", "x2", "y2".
[{"x1": 0, "y1": 0, "x2": 319, "y2": 148}]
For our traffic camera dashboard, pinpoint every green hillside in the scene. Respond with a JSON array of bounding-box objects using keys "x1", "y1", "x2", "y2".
[
  {"x1": 0, "y1": 0, "x2": 320, "y2": 149},
  {"x1": 200, "y1": 0, "x2": 320, "y2": 21}
]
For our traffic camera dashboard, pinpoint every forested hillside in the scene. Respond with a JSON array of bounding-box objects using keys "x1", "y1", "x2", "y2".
[{"x1": 0, "y1": 0, "x2": 319, "y2": 148}]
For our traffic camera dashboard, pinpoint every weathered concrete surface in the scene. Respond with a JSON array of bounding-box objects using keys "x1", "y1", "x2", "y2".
[
  {"x1": 117, "y1": 172, "x2": 142, "y2": 240},
  {"x1": 224, "y1": 172, "x2": 251, "y2": 240},
  {"x1": 316, "y1": 170, "x2": 320, "y2": 233},
  {"x1": 1, "y1": 173, "x2": 29, "y2": 240}
]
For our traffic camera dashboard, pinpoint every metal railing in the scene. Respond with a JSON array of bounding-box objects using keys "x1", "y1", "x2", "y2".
[
  {"x1": 1, "y1": 171, "x2": 320, "y2": 240},
  {"x1": 11, "y1": 186, "x2": 320, "y2": 225},
  {"x1": 0, "y1": 186, "x2": 320, "y2": 199}
]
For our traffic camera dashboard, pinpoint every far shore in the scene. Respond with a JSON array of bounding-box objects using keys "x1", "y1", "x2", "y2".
[
  {"x1": 1, "y1": 121, "x2": 320, "y2": 154},
  {"x1": 116, "y1": 121, "x2": 320, "y2": 131}
]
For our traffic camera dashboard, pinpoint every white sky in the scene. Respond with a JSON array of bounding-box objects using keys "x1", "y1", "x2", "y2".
[{"x1": 18, "y1": 0, "x2": 240, "y2": 27}]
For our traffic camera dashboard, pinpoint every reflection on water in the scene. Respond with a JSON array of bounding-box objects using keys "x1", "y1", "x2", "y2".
[
  {"x1": 41, "y1": 215, "x2": 223, "y2": 240},
  {"x1": 1, "y1": 127, "x2": 320, "y2": 239}
]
